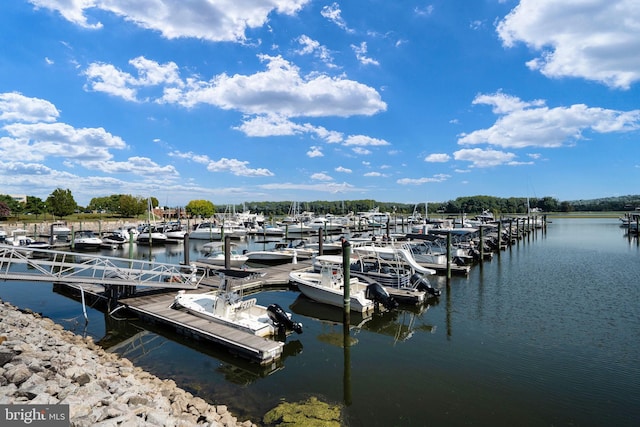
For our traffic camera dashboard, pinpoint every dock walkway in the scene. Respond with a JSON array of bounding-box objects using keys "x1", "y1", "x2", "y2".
[
  {"x1": 53, "y1": 260, "x2": 313, "y2": 365},
  {"x1": 119, "y1": 292, "x2": 284, "y2": 365}
]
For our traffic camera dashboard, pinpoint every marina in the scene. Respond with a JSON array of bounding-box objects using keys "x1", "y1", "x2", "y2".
[
  {"x1": 0, "y1": 216, "x2": 537, "y2": 366},
  {"x1": 1, "y1": 216, "x2": 639, "y2": 426}
]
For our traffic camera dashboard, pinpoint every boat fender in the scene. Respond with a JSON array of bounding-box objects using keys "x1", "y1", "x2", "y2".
[
  {"x1": 267, "y1": 304, "x2": 303, "y2": 334},
  {"x1": 365, "y1": 282, "x2": 398, "y2": 310}
]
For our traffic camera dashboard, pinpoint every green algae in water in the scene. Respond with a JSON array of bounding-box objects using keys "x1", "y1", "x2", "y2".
[{"x1": 263, "y1": 396, "x2": 343, "y2": 427}]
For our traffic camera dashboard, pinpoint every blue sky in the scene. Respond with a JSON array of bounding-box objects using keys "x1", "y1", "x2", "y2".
[{"x1": 1, "y1": 1, "x2": 639, "y2": 207}]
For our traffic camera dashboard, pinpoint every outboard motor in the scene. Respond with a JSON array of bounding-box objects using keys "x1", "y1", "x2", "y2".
[
  {"x1": 410, "y1": 273, "x2": 442, "y2": 297},
  {"x1": 468, "y1": 248, "x2": 481, "y2": 263},
  {"x1": 267, "y1": 304, "x2": 303, "y2": 334},
  {"x1": 365, "y1": 283, "x2": 398, "y2": 310}
]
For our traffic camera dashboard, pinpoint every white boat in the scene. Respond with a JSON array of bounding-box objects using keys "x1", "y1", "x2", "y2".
[
  {"x1": 101, "y1": 231, "x2": 128, "y2": 248},
  {"x1": 189, "y1": 222, "x2": 224, "y2": 240},
  {"x1": 197, "y1": 249, "x2": 248, "y2": 267},
  {"x1": 72, "y1": 230, "x2": 102, "y2": 251},
  {"x1": 254, "y1": 224, "x2": 285, "y2": 236},
  {"x1": 289, "y1": 255, "x2": 397, "y2": 313},
  {"x1": 172, "y1": 288, "x2": 303, "y2": 337},
  {"x1": 351, "y1": 244, "x2": 441, "y2": 300},
  {"x1": 244, "y1": 248, "x2": 295, "y2": 263},
  {"x1": 3, "y1": 229, "x2": 50, "y2": 250},
  {"x1": 308, "y1": 216, "x2": 346, "y2": 232},
  {"x1": 51, "y1": 222, "x2": 71, "y2": 237},
  {"x1": 113, "y1": 225, "x2": 139, "y2": 242},
  {"x1": 136, "y1": 224, "x2": 168, "y2": 245},
  {"x1": 160, "y1": 221, "x2": 187, "y2": 240}
]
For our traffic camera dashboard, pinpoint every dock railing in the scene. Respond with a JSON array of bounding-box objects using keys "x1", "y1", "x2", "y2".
[{"x1": 0, "y1": 246, "x2": 203, "y2": 289}]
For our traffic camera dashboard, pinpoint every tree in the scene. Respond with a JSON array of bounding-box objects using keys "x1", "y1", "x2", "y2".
[
  {"x1": 46, "y1": 188, "x2": 77, "y2": 217},
  {"x1": 185, "y1": 200, "x2": 215, "y2": 218},
  {"x1": 0, "y1": 194, "x2": 21, "y2": 216},
  {"x1": 0, "y1": 201, "x2": 11, "y2": 219},
  {"x1": 119, "y1": 195, "x2": 147, "y2": 217},
  {"x1": 25, "y1": 196, "x2": 46, "y2": 217}
]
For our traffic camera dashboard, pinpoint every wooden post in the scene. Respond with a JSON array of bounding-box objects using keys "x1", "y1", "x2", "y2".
[
  {"x1": 509, "y1": 219, "x2": 513, "y2": 246},
  {"x1": 446, "y1": 231, "x2": 452, "y2": 280},
  {"x1": 341, "y1": 237, "x2": 351, "y2": 316},
  {"x1": 498, "y1": 220, "x2": 503, "y2": 252},
  {"x1": 479, "y1": 225, "x2": 484, "y2": 260},
  {"x1": 318, "y1": 228, "x2": 324, "y2": 256},
  {"x1": 183, "y1": 233, "x2": 190, "y2": 266},
  {"x1": 224, "y1": 235, "x2": 231, "y2": 270}
]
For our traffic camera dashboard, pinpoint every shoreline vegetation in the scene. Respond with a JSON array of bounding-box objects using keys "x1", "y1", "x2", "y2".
[{"x1": 3, "y1": 192, "x2": 640, "y2": 224}]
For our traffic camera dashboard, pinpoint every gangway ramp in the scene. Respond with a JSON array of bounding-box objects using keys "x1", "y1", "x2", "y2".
[{"x1": 0, "y1": 246, "x2": 203, "y2": 289}]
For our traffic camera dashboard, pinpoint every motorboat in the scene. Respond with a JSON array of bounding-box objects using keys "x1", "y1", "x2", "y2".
[
  {"x1": 351, "y1": 243, "x2": 441, "y2": 299},
  {"x1": 101, "y1": 231, "x2": 128, "y2": 248},
  {"x1": 244, "y1": 248, "x2": 295, "y2": 264},
  {"x1": 197, "y1": 249, "x2": 248, "y2": 267},
  {"x1": 254, "y1": 224, "x2": 285, "y2": 236},
  {"x1": 136, "y1": 224, "x2": 168, "y2": 245},
  {"x1": 189, "y1": 222, "x2": 224, "y2": 240},
  {"x1": 73, "y1": 230, "x2": 103, "y2": 251},
  {"x1": 172, "y1": 287, "x2": 303, "y2": 337},
  {"x1": 51, "y1": 222, "x2": 71, "y2": 238},
  {"x1": 288, "y1": 255, "x2": 397, "y2": 313},
  {"x1": 308, "y1": 216, "x2": 346, "y2": 233},
  {"x1": 3, "y1": 229, "x2": 50, "y2": 251},
  {"x1": 160, "y1": 221, "x2": 187, "y2": 240}
]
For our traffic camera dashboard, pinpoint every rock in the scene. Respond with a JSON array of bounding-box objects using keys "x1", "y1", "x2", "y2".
[
  {"x1": 5, "y1": 364, "x2": 31, "y2": 385},
  {"x1": 0, "y1": 349, "x2": 15, "y2": 366},
  {"x1": 0, "y1": 299, "x2": 254, "y2": 427}
]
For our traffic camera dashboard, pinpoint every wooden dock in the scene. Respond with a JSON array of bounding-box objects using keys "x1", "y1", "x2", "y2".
[
  {"x1": 119, "y1": 292, "x2": 285, "y2": 365},
  {"x1": 53, "y1": 260, "x2": 312, "y2": 366}
]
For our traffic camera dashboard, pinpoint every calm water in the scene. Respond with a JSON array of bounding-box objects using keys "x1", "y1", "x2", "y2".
[{"x1": 1, "y1": 218, "x2": 639, "y2": 426}]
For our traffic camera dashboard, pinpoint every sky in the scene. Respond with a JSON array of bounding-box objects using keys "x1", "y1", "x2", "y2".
[{"x1": 1, "y1": 1, "x2": 639, "y2": 208}]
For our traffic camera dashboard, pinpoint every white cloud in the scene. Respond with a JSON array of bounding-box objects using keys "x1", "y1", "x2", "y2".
[
  {"x1": 307, "y1": 146, "x2": 323, "y2": 157},
  {"x1": 343, "y1": 135, "x2": 390, "y2": 146},
  {"x1": 414, "y1": 5, "x2": 434, "y2": 17},
  {"x1": 2, "y1": 122, "x2": 126, "y2": 162},
  {"x1": 351, "y1": 42, "x2": 379, "y2": 66},
  {"x1": 424, "y1": 153, "x2": 451, "y2": 162},
  {"x1": 86, "y1": 54, "x2": 386, "y2": 119},
  {"x1": 335, "y1": 166, "x2": 352, "y2": 173},
  {"x1": 497, "y1": 0, "x2": 640, "y2": 89},
  {"x1": 364, "y1": 171, "x2": 383, "y2": 177},
  {"x1": 352, "y1": 147, "x2": 371, "y2": 155},
  {"x1": 260, "y1": 181, "x2": 355, "y2": 194},
  {"x1": 453, "y1": 148, "x2": 517, "y2": 168},
  {"x1": 459, "y1": 92, "x2": 640, "y2": 148},
  {"x1": 84, "y1": 156, "x2": 179, "y2": 176},
  {"x1": 207, "y1": 157, "x2": 274, "y2": 177},
  {"x1": 29, "y1": 0, "x2": 310, "y2": 42},
  {"x1": 0, "y1": 92, "x2": 60, "y2": 123},
  {"x1": 396, "y1": 174, "x2": 450, "y2": 185},
  {"x1": 321, "y1": 2, "x2": 354, "y2": 33},
  {"x1": 311, "y1": 172, "x2": 333, "y2": 181},
  {"x1": 295, "y1": 35, "x2": 335, "y2": 67}
]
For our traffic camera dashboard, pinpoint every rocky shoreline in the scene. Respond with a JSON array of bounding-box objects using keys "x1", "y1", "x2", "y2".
[{"x1": 0, "y1": 299, "x2": 257, "y2": 427}]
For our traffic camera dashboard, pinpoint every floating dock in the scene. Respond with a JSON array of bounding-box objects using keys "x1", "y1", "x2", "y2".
[{"x1": 52, "y1": 260, "x2": 313, "y2": 366}]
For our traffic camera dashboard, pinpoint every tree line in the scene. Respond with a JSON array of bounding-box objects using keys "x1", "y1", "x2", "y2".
[{"x1": 2, "y1": 189, "x2": 639, "y2": 221}]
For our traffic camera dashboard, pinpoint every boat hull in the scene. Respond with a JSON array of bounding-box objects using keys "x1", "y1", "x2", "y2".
[{"x1": 289, "y1": 271, "x2": 374, "y2": 313}]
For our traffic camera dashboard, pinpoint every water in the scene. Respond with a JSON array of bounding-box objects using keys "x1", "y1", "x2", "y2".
[{"x1": 1, "y1": 218, "x2": 639, "y2": 426}]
